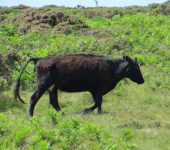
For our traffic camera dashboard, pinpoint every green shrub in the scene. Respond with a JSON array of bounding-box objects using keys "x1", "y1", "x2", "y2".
[{"x1": 121, "y1": 128, "x2": 133, "y2": 141}]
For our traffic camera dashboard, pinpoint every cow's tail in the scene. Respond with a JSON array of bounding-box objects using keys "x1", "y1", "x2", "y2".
[{"x1": 14, "y1": 57, "x2": 42, "y2": 104}]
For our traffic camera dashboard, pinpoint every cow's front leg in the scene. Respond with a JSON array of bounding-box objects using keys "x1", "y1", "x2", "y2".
[
  {"x1": 96, "y1": 92, "x2": 103, "y2": 114},
  {"x1": 83, "y1": 90, "x2": 103, "y2": 114},
  {"x1": 83, "y1": 91, "x2": 97, "y2": 114}
]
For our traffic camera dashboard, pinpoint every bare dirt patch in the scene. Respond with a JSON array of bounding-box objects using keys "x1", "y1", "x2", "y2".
[
  {"x1": 6, "y1": 6, "x2": 86, "y2": 34},
  {"x1": 2, "y1": 2, "x2": 170, "y2": 35},
  {"x1": 80, "y1": 8, "x2": 114, "y2": 19}
]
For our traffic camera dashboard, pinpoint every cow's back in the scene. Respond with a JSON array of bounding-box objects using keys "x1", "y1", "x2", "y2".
[
  {"x1": 35, "y1": 54, "x2": 112, "y2": 92},
  {"x1": 57, "y1": 54, "x2": 110, "y2": 91},
  {"x1": 58, "y1": 54, "x2": 107, "y2": 74}
]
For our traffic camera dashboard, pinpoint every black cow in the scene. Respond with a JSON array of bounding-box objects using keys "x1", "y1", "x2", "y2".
[{"x1": 14, "y1": 54, "x2": 144, "y2": 117}]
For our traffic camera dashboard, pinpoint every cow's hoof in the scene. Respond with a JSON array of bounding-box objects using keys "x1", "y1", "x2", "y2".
[
  {"x1": 29, "y1": 113, "x2": 33, "y2": 117},
  {"x1": 57, "y1": 111, "x2": 65, "y2": 115},
  {"x1": 29, "y1": 110, "x2": 33, "y2": 117},
  {"x1": 97, "y1": 111, "x2": 102, "y2": 114},
  {"x1": 83, "y1": 108, "x2": 92, "y2": 114}
]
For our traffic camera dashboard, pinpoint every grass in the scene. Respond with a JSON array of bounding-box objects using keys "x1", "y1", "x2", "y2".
[{"x1": 1, "y1": 79, "x2": 170, "y2": 149}]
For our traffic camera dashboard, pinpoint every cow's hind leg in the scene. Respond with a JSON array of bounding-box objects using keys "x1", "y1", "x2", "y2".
[
  {"x1": 83, "y1": 91, "x2": 98, "y2": 114},
  {"x1": 49, "y1": 85, "x2": 63, "y2": 113},
  {"x1": 29, "y1": 87, "x2": 47, "y2": 117}
]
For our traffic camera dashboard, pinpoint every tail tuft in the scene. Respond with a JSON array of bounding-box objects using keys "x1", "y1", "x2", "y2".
[{"x1": 14, "y1": 79, "x2": 26, "y2": 104}]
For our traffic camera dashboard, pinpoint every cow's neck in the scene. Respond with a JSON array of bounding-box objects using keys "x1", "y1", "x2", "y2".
[
  {"x1": 116, "y1": 61, "x2": 129, "y2": 76},
  {"x1": 113, "y1": 61, "x2": 129, "y2": 82},
  {"x1": 103, "y1": 61, "x2": 129, "y2": 95}
]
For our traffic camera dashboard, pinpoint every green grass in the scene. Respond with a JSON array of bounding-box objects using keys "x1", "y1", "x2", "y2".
[{"x1": 1, "y1": 80, "x2": 170, "y2": 149}]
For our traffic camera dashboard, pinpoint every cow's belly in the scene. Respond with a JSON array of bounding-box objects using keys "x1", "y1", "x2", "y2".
[
  {"x1": 59, "y1": 87, "x2": 86, "y2": 92},
  {"x1": 57, "y1": 80, "x2": 93, "y2": 92}
]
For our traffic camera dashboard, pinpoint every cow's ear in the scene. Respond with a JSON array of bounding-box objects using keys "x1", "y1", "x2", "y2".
[
  {"x1": 132, "y1": 57, "x2": 137, "y2": 63},
  {"x1": 125, "y1": 56, "x2": 133, "y2": 64}
]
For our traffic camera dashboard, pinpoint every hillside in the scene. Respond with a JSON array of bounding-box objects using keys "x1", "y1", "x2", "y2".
[
  {"x1": 0, "y1": 2, "x2": 170, "y2": 149},
  {"x1": 1, "y1": 3, "x2": 170, "y2": 90}
]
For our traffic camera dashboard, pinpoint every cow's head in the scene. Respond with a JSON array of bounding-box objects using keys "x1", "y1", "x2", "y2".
[{"x1": 123, "y1": 56, "x2": 144, "y2": 84}]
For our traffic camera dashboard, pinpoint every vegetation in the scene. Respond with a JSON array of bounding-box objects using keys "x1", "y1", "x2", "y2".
[{"x1": 1, "y1": 2, "x2": 170, "y2": 149}]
